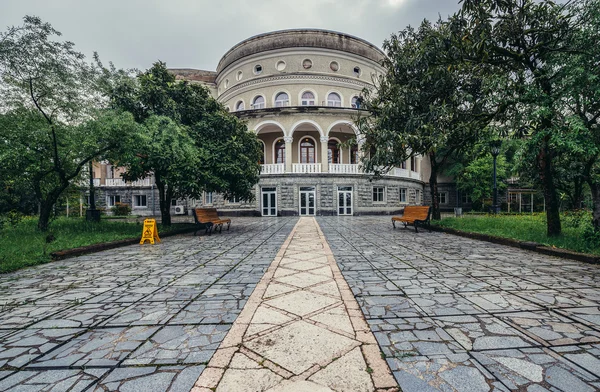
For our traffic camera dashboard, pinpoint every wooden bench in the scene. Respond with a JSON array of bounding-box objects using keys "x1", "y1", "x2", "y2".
[
  {"x1": 392, "y1": 206, "x2": 431, "y2": 233},
  {"x1": 193, "y1": 208, "x2": 231, "y2": 235}
]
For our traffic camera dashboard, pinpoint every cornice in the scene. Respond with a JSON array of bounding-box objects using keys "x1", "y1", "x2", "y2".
[{"x1": 218, "y1": 74, "x2": 372, "y2": 102}]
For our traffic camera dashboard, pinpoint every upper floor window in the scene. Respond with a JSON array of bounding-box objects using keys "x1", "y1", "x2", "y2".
[
  {"x1": 350, "y1": 144, "x2": 359, "y2": 164},
  {"x1": 411, "y1": 156, "x2": 418, "y2": 172},
  {"x1": 328, "y1": 140, "x2": 340, "y2": 164},
  {"x1": 301, "y1": 92, "x2": 315, "y2": 106},
  {"x1": 275, "y1": 92, "x2": 289, "y2": 107},
  {"x1": 204, "y1": 192, "x2": 213, "y2": 205},
  {"x1": 274, "y1": 139, "x2": 286, "y2": 164},
  {"x1": 235, "y1": 101, "x2": 245, "y2": 111},
  {"x1": 327, "y1": 93, "x2": 342, "y2": 107},
  {"x1": 351, "y1": 96, "x2": 361, "y2": 109},
  {"x1": 300, "y1": 138, "x2": 316, "y2": 164},
  {"x1": 252, "y1": 96, "x2": 265, "y2": 109},
  {"x1": 259, "y1": 141, "x2": 265, "y2": 165}
]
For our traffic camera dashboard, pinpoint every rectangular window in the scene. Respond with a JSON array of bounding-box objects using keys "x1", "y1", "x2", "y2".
[
  {"x1": 400, "y1": 161, "x2": 406, "y2": 170},
  {"x1": 204, "y1": 192, "x2": 213, "y2": 205},
  {"x1": 133, "y1": 195, "x2": 147, "y2": 208},
  {"x1": 171, "y1": 199, "x2": 177, "y2": 206},
  {"x1": 399, "y1": 188, "x2": 407, "y2": 203},
  {"x1": 415, "y1": 190, "x2": 421, "y2": 204},
  {"x1": 437, "y1": 192, "x2": 448, "y2": 204},
  {"x1": 462, "y1": 194, "x2": 471, "y2": 204},
  {"x1": 372, "y1": 186, "x2": 385, "y2": 203},
  {"x1": 107, "y1": 195, "x2": 121, "y2": 207},
  {"x1": 228, "y1": 196, "x2": 240, "y2": 204}
]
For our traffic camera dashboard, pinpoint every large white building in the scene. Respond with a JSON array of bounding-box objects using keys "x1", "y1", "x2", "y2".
[{"x1": 92, "y1": 29, "x2": 455, "y2": 217}]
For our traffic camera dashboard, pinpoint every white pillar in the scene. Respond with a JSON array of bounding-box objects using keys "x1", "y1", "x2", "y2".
[
  {"x1": 320, "y1": 136, "x2": 329, "y2": 173},
  {"x1": 284, "y1": 136, "x2": 293, "y2": 173}
]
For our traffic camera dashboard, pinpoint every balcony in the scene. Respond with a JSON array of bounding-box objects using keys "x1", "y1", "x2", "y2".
[
  {"x1": 104, "y1": 178, "x2": 153, "y2": 187},
  {"x1": 261, "y1": 164, "x2": 285, "y2": 175},
  {"x1": 259, "y1": 163, "x2": 422, "y2": 181},
  {"x1": 293, "y1": 163, "x2": 322, "y2": 174},
  {"x1": 330, "y1": 164, "x2": 360, "y2": 175}
]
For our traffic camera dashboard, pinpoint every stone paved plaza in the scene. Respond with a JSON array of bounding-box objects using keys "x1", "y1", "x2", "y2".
[{"x1": 0, "y1": 216, "x2": 599, "y2": 391}]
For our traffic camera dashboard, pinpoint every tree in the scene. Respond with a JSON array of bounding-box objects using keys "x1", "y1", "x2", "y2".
[
  {"x1": 110, "y1": 62, "x2": 262, "y2": 226},
  {"x1": 459, "y1": 0, "x2": 580, "y2": 236},
  {"x1": 0, "y1": 16, "x2": 138, "y2": 231},
  {"x1": 357, "y1": 18, "x2": 494, "y2": 220}
]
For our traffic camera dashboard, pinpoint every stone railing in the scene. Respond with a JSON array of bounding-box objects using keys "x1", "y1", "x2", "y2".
[
  {"x1": 104, "y1": 178, "x2": 153, "y2": 187},
  {"x1": 293, "y1": 163, "x2": 322, "y2": 174},
  {"x1": 329, "y1": 164, "x2": 360, "y2": 174},
  {"x1": 261, "y1": 164, "x2": 285, "y2": 175}
]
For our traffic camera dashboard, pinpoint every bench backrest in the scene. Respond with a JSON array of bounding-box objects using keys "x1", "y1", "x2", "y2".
[
  {"x1": 194, "y1": 208, "x2": 221, "y2": 223},
  {"x1": 403, "y1": 206, "x2": 431, "y2": 220}
]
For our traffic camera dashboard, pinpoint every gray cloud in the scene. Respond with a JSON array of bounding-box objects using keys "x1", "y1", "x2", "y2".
[{"x1": 0, "y1": 0, "x2": 463, "y2": 71}]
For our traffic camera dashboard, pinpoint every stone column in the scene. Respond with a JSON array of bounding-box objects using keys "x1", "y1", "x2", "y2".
[
  {"x1": 284, "y1": 136, "x2": 293, "y2": 173},
  {"x1": 320, "y1": 136, "x2": 329, "y2": 173}
]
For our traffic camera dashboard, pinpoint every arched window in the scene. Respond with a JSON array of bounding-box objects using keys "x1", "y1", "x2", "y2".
[
  {"x1": 328, "y1": 139, "x2": 340, "y2": 164},
  {"x1": 252, "y1": 96, "x2": 265, "y2": 109},
  {"x1": 327, "y1": 93, "x2": 341, "y2": 107},
  {"x1": 259, "y1": 141, "x2": 265, "y2": 165},
  {"x1": 275, "y1": 92, "x2": 289, "y2": 107},
  {"x1": 300, "y1": 138, "x2": 316, "y2": 163},
  {"x1": 235, "y1": 101, "x2": 245, "y2": 111},
  {"x1": 274, "y1": 139, "x2": 286, "y2": 164},
  {"x1": 351, "y1": 144, "x2": 359, "y2": 164},
  {"x1": 301, "y1": 91, "x2": 315, "y2": 106},
  {"x1": 351, "y1": 96, "x2": 361, "y2": 109}
]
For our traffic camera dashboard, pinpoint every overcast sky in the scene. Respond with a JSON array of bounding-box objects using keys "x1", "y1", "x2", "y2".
[{"x1": 1, "y1": 0, "x2": 464, "y2": 71}]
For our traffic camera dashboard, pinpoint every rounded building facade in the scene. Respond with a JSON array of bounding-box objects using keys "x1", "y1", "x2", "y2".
[{"x1": 124, "y1": 29, "x2": 427, "y2": 217}]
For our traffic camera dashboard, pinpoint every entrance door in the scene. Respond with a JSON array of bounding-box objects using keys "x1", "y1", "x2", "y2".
[
  {"x1": 299, "y1": 187, "x2": 316, "y2": 216},
  {"x1": 337, "y1": 186, "x2": 353, "y2": 215},
  {"x1": 261, "y1": 187, "x2": 277, "y2": 216}
]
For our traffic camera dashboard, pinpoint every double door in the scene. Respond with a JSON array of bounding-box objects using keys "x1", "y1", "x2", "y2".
[
  {"x1": 299, "y1": 187, "x2": 316, "y2": 216},
  {"x1": 337, "y1": 186, "x2": 353, "y2": 215},
  {"x1": 261, "y1": 187, "x2": 277, "y2": 216}
]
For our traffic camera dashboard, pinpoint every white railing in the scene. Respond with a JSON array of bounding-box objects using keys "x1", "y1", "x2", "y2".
[
  {"x1": 105, "y1": 178, "x2": 126, "y2": 187},
  {"x1": 261, "y1": 164, "x2": 285, "y2": 175},
  {"x1": 104, "y1": 178, "x2": 153, "y2": 187},
  {"x1": 93, "y1": 178, "x2": 100, "y2": 187},
  {"x1": 329, "y1": 164, "x2": 360, "y2": 174},
  {"x1": 293, "y1": 163, "x2": 322, "y2": 173}
]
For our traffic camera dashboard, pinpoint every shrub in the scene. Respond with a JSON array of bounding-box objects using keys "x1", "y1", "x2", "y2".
[{"x1": 111, "y1": 202, "x2": 131, "y2": 216}]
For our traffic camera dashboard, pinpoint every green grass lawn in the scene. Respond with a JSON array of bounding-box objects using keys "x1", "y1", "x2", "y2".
[
  {"x1": 0, "y1": 217, "x2": 194, "y2": 274},
  {"x1": 435, "y1": 213, "x2": 600, "y2": 256}
]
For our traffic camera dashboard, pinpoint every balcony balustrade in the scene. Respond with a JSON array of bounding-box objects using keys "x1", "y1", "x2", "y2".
[
  {"x1": 261, "y1": 164, "x2": 285, "y2": 175},
  {"x1": 104, "y1": 178, "x2": 153, "y2": 187},
  {"x1": 329, "y1": 164, "x2": 360, "y2": 174},
  {"x1": 293, "y1": 163, "x2": 322, "y2": 174}
]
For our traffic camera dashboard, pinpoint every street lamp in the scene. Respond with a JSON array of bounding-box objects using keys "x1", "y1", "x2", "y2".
[{"x1": 490, "y1": 140, "x2": 502, "y2": 214}]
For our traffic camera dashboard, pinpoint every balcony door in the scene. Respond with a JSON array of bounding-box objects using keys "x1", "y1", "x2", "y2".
[
  {"x1": 299, "y1": 138, "x2": 316, "y2": 164},
  {"x1": 299, "y1": 187, "x2": 316, "y2": 216}
]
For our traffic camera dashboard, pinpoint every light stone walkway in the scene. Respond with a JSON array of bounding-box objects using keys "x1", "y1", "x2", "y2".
[{"x1": 192, "y1": 217, "x2": 398, "y2": 392}]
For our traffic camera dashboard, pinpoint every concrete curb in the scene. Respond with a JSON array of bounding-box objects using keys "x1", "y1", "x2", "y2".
[
  {"x1": 429, "y1": 225, "x2": 600, "y2": 265},
  {"x1": 50, "y1": 226, "x2": 198, "y2": 261}
]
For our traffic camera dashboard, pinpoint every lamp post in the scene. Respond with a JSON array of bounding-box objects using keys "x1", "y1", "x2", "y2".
[{"x1": 490, "y1": 140, "x2": 502, "y2": 214}]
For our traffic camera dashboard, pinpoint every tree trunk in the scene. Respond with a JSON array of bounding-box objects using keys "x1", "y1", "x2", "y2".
[
  {"x1": 538, "y1": 135, "x2": 562, "y2": 236},
  {"x1": 38, "y1": 201, "x2": 53, "y2": 232},
  {"x1": 428, "y1": 153, "x2": 441, "y2": 220},
  {"x1": 155, "y1": 177, "x2": 172, "y2": 227},
  {"x1": 590, "y1": 181, "x2": 600, "y2": 231}
]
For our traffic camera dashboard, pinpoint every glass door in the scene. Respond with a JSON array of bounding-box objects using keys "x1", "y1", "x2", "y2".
[
  {"x1": 337, "y1": 186, "x2": 353, "y2": 215},
  {"x1": 261, "y1": 187, "x2": 277, "y2": 216},
  {"x1": 299, "y1": 187, "x2": 316, "y2": 216}
]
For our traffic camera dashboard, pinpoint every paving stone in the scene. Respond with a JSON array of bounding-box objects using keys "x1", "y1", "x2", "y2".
[
  {"x1": 0, "y1": 328, "x2": 83, "y2": 369},
  {"x1": 123, "y1": 325, "x2": 228, "y2": 365},
  {"x1": 99, "y1": 301, "x2": 186, "y2": 327},
  {"x1": 472, "y1": 348, "x2": 599, "y2": 391},
  {"x1": 557, "y1": 307, "x2": 600, "y2": 330},
  {"x1": 410, "y1": 293, "x2": 487, "y2": 316},
  {"x1": 498, "y1": 310, "x2": 600, "y2": 346},
  {"x1": 30, "y1": 326, "x2": 159, "y2": 368},
  {"x1": 464, "y1": 291, "x2": 542, "y2": 314},
  {"x1": 30, "y1": 302, "x2": 131, "y2": 329},
  {"x1": 96, "y1": 365, "x2": 204, "y2": 392},
  {"x1": 0, "y1": 306, "x2": 63, "y2": 329},
  {"x1": 357, "y1": 296, "x2": 422, "y2": 319},
  {"x1": 551, "y1": 344, "x2": 600, "y2": 378},
  {"x1": 0, "y1": 369, "x2": 108, "y2": 391},
  {"x1": 169, "y1": 299, "x2": 246, "y2": 325}
]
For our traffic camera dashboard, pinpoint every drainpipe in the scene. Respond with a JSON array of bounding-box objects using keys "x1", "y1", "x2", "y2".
[{"x1": 151, "y1": 183, "x2": 155, "y2": 216}]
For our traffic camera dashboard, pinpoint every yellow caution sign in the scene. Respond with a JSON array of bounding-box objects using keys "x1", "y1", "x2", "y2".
[{"x1": 140, "y1": 219, "x2": 161, "y2": 245}]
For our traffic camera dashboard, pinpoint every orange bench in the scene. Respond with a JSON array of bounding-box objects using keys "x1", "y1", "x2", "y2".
[
  {"x1": 193, "y1": 208, "x2": 231, "y2": 235},
  {"x1": 392, "y1": 206, "x2": 431, "y2": 233}
]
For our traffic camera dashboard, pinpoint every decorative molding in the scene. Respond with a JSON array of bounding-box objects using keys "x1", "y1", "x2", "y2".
[
  {"x1": 320, "y1": 136, "x2": 329, "y2": 143},
  {"x1": 284, "y1": 136, "x2": 293, "y2": 143},
  {"x1": 218, "y1": 74, "x2": 372, "y2": 102}
]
